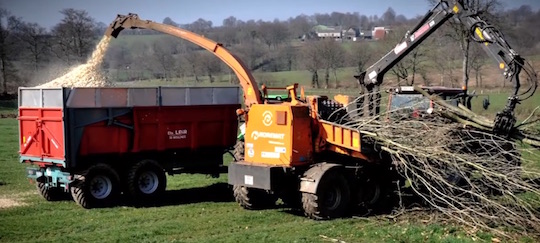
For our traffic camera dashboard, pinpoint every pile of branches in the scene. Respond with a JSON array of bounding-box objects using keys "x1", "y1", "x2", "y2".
[{"x1": 332, "y1": 89, "x2": 540, "y2": 238}]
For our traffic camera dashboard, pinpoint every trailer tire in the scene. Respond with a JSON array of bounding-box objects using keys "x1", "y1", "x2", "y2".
[
  {"x1": 126, "y1": 160, "x2": 166, "y2": 201},
  {"x1": 71, "y1": 164, "x2": 120, "y2": 209},
  {"x1": 37, "y1": 182, "x2": 66, "y2": 201},
  {"x1": 233, "y1": 141, "x2": 245, "y2": 162},
  {"x1": 233, "y1": 185, "x2": 276, "y2": 210},
  {"x1": 302, "y1": 171, "x2": 351, "y2": 220}
]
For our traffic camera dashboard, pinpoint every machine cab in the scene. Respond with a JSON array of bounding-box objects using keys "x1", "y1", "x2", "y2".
[{"x1": 387, "y1": 86, "x2": 466, "y2": 119}]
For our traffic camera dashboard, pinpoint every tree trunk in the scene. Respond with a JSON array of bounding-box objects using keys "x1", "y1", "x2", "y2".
[
  {"x1": 461, "y1": 39, "x2": 470, "y2": 91},
  {"x1": 208, "y1": 72, "x2": 214, "y2": 83},
  {"x1": 411, "y1": 52, "x2": 417, "y2": 86},
  {"x1": 324, "y1": 68, "x2": 330, "y2": 89},
  {"x1": 315, "y1": 71, "x2": 319, "y2": 88},
  {"x1": 333, "y1": 68, "x2": 339, "y2": 88},
  {"x1": 479, "y1": 74, "x2": 483, "y2": 88},
  {"x1": 288, "y1": 59, "x2": 292, "y2": 71},
  {"x1": 311, "y1": 70, "x2": 319, "y2": 89},
  {"x1": 475, "y1": 70, "x2": 479, "y2": 88},
  {"x1": 34, "y1": 43, "x2": 39, "y2": 72},
  {"x1": 1, "y1": 56, "x2": 7, "y2": 95}
]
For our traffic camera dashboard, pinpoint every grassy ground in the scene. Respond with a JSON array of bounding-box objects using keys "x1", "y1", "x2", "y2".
[{"x1": 0, "y1": 100, "x2": 17, "y2": 116}]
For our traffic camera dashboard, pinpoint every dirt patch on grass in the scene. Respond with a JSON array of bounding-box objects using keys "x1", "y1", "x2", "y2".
[
  {"x1": 0, "y1": 198, "x2": 27, "y2": 209},
  {"x1": 0, "y1": 191, "x2": 36, "y2": 209},
  {"x1": 0, "y1": 114, "x2": 17, "y2": 119}
]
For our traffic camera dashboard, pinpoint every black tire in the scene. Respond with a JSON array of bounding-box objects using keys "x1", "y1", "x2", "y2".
[
  {"x1": 70, "y1": 164, "x2": 120, "y2": 209},
  {"x1": 302, "y1": 171, "x2": 351, "y2": 220},
  {"x1": 354, "y1": 177, "x2": 382, "y2": 207},
  {"x1": 234, "y1": 140, "x2": 245, "y2": 162},
  {"x1": 126, "y1": 160, "x2": 166, "y2": 200},
  {"x1": 37, "y1": 182, "x2": 66, "y2": 201},
  {"x1": 280, "y1": 191, "x2": 302, "y2": 208},
  {"x1": 233, "y1": 185, "x2": 277, "y2": 210}
]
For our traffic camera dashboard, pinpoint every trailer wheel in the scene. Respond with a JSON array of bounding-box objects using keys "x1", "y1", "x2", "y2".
[
  {"x1": 71, "y1": 164, "x2": 120, "y2": 209},
  {"x1": 233, "y1": 185, "x2": 276, "y2": 210},
  {"x1": 302, "y1": 171, "x2": 351, "y2": 220},
  {"x1": 233, "y1": 140, "x2": 245, "y2": 162},
  {"x1": 37, "y1": 182, "x2": 66, "y2": 201},
  {"x1": 127, "y1": 160, "x2": 166, "y2": 200}
]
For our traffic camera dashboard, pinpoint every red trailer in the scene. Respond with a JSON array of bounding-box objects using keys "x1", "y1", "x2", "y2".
[{"x1": 19, "y1": 86, "x2": 241, "y2": 208}]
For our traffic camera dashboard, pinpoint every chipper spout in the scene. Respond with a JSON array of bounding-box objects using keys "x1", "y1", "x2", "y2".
[{"x1": 105, "y1": 13, "x2": 142, "y2": 38}]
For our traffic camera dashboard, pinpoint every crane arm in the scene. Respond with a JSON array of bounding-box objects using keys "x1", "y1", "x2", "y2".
[
  {"x1": 357, "y1": 0, "x2": 537, "y2": 135},
  {"x1": 358, "y1": 0, "x2": 459, "y2": 87},
  {"x1": 104, "y1": 13, "x2": 263, "y2": 108}
]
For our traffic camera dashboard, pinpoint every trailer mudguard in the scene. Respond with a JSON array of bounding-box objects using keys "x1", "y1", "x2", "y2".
[{"x1": 299, "y1": 163, "x2": 343, "y2": 194}]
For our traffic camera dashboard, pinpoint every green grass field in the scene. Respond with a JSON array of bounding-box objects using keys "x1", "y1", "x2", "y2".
[{"x1": 1, "y1": 87, "x2": 539, "y2": 242}]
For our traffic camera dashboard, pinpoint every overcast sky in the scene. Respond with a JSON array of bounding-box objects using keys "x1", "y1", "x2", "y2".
[{"x1": 2, "y1": 0, "x2": 539, "y2": 29}]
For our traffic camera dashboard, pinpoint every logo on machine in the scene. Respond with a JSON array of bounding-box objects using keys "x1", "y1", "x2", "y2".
[
  {"x1": 250, "y1": 131, "x2": 285, "y2": 140},
  {"x1": 167, "y1": 129, "x2": 188, "y2": 140},
  {"x1": 262, "y1": 111, "x2": 273, "y2": 126}
]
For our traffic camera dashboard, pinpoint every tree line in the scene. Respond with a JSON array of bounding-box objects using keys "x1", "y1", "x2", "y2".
[{"x1": 1, "y1": 1, "x2": 539, "y2": 94}]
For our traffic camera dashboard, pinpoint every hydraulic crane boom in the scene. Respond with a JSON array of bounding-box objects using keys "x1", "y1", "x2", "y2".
[
  {"x1": 104, "y1": 13, "x2": 263, "y2": 108},
  {"x1": 357, "y1": 0, "x2": 537, "y2": 135}
]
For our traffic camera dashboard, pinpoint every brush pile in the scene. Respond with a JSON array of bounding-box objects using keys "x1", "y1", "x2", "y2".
[{"x1": 336, "y1": 88, "x2": 540, "y2": 238}]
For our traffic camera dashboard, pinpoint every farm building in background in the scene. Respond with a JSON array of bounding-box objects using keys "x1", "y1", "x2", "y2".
[{"x1": 311, "y1": 25, "x2": 388, "y2": 41}]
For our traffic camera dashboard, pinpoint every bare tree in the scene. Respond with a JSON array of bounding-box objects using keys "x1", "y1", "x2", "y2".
[
  {"x1": 301, "y1": 40, "x2": 323, "y2": 88},
  {"x1": 184, "y1": 18, "x2": 213, "y2": 35},
  {"x1": 51, "y1": 9, "x2": 97, "y2": 64},
  {"x1": 162, "y1": 17, "x2": 179, "y2": 27},
  {"x1": 287, "y1": 15, "x2": 313, "y2": 39},
  {"x1": 381, "y1": 7, "x2": 397, "y2": 26},
  {"x1": 233, "y1": 40, "x2": 268, "y2": 70},
  {"x1": 378, "y1": 26, "x2": 429, "y2": 85},
  {"x1": 183, "y1": 51, "x2": 202, "y2": 82},
  {"x1": 348, "y1": 41, "x2": 373, "y2": 79},
  {"x1": 429, "y1": 34, "x2": 461, "y2": 87},
  {"x1": 427, "y1": 0, "x2": 502, "y2": 89},
  {"x1": 469, "y1": 44, "x2": 486, "y2": 88},
  {"x1": 16, "y1": 21, "x2": 49, "y2": 71},
  {"x1": 278, "y1": 43, "x2": 297, "y2": 71},
  {"x1": 199, "y1": 52, "x2": 222, "y2": 83},
  {"x1": 0, "y1": 9, "x2": 21, "y2": 94},
  {"x1": 150, "y1": 36, "x2": 177, "y2": 81},
  {"x1": 127, "y1": 40, "x2": 152, "y2": 80},
  {"x1": 219, "y1": 16, "x2": 239, "y2": 45},
  {"x1": 258, "y1": 21, "x2": 289, "y2": 50},
  {"x1": 318, "y1": 39, "x2": 345, "y2": 88}
]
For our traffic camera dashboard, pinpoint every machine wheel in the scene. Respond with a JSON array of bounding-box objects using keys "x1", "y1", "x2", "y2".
[
  {"x1": 302, "y1": 171, "x2": 351, "y2": 220},
  {"x1": 37, "y1": 182, "x2": 66, "y2": 201},
  {"x1": 233, "y1": 140, "x2": 245, "y2": 162},
  {"x1": 355, "y1": 177, "x2": 382, "y2": 207},
  {"x1": 70, "y1": 164, "x2": 120, "y2": 209},
  {"x1": 233, "y1": 185, "x2": 277, "y2": 210},
  {"x1": 126, "y1": 160, "x2": 166, "y2": 200},
  {"x1": 280, "y1": 191, "x2": 302, "y2": 208}
]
